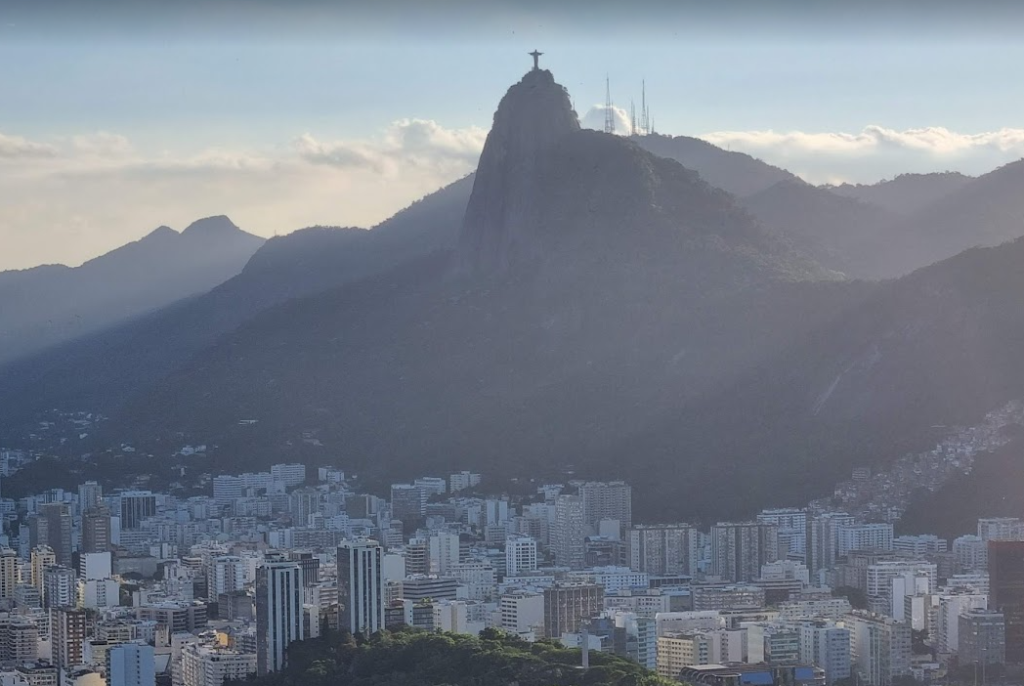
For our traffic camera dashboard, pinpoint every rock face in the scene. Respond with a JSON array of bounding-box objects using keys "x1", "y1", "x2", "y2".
[{"x1": 458, "y1": 69, "x2": 580, "y2": 274}]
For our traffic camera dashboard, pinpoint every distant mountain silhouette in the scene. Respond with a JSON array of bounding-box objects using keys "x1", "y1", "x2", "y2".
[
  {"x1": 0, "y1": 177, "x2": 473, "y2": 423},
  {"x1": 740, "y1": 180, "x2": 898, "y2": 277},
  {"x1": 72, "y1": 69, "x2": 851, "y2": 512},
  {"x1": 632, "y1": 133, "x2": 800, "y2": 197},
  {"x1": 615, "y1": 237, "x2": 1024, "y2": 520},
  {"x1": 741, "y1": 165, "x2": 1024, "y2": 280},
  {"x1": 0, "y1": 216, "x2": 264, "y2": 365},
  {"x1": 7, "y1": 68, "x2": 1024, "y2": 526},
  {"x1": 828, "y1": 172, "x2": 973, "y2": 216}
]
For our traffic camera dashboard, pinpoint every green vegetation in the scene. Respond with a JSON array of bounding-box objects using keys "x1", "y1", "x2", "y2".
[{"x1": 233, "y1": 628, "x2": 680, "y2": 686}]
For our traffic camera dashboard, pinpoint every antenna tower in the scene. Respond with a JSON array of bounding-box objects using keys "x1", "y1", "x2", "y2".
[
  {"x1": 604, "y1": 75, "x2": 615, "y2": 134},
  {"x1": 641, "y1": 80, "x2": 649, "y2": 136}
]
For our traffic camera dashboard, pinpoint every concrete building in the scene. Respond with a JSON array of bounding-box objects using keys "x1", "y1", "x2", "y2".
[
  {"x1": 80, "y1": 511, "x2": 111, "y2": 555},
  {"x1": 255, "y1": 554, "x2": 305, "y2": 676},
  {"x1": 212, "y1": 475, "x2": 243, "y2": 507},
  {"x1": 542, "y1": 584, "x2": 604, "y2": 638},
  {"x1": 105, "y1": 642, "x2": 155, "y2": 686},
  {"x1": 390, "y1": 485, "x2": 427, "y2": 526},
  {"x1": 864, "y1": 561, "x2": 936, "y2": 618},
  {"x1": 805, "y1": 513, "x2": 855, "y2": 577},
  {"x1": 78, "y1": 552, "x2": 111, "y2": 581},
  {"x1": 978, "y1": 518, "x2": 1024, "y2": 542},
  {"x1": 505, "y1": 536, "x2": 538, "y2": 577},
  {"x1": 29, "y1": 547, "x2": 55, "y2": 599},
  {"x1": 179, "y1": 641, "x2": 257, "y2": 686},
  {"x1": 51, "y1": 608, "x2": 91, "y2": 675},
  {"x1": 846, "y1": 611, "x2": 911, "y2": 686},
  {"x1": 629, "y1": 524, "x2": 699, "y2": 577},
  {"x1": 952, "y1": 535, "x2": 987, "y2": 572},
  {"x1": 38, "y1": 504, "x2": 72, "y2": 569},
  {"x1": 270, "y1": 463, "x2": 306, "y2": 488},
  {"x1": 427, "y1": 532, "x2": 460, "y2": 576},
  {"x1": 337, "y1": 540, "x2": 384, "y2": 635},
  {"x1": 958, "y1": 610, "x2": 1005, "y2": 667},
  {"x1": 207, "y1": 556, "x2": 247, "y2": 600},
  {"x1": 499, "y1": 592, "x2": 544, "y2": 637},
  {"x1": 747, "y1": 624, "x2": 800, "y2": 664},
  {"x1": 837, "y1": 523, "x2": 894, "y2": 557},
  {"x1": 0, "y1": 549, "x2": 18, "y2": 601},
  {"x1": 552, "y1": 495, "x2": 586, "y2": 570},
  {"x1": 800, "y1": 620, "x2": 851, "y2": 685},
  {"x1": 118, "y1": 492, "x2": 156, "y2": 531},
  {"x1": 579, "y1": 481, "x2": 632, "y2": 537},
  {"x1": 988, "y1": 540, "x2": 1024, "y2": 662},
  {"x1": 657, "y1": 633, "x2": 711, "y2": 679},
  {"x1": 42, "y1": 566, "x2": 76, "y2": 610},
  {"x1": 0, "y1": 615, "x2": 39, "y2": 665},
  {"x1": 710, "y1": 522, "x2": 779, "y2": 583}
]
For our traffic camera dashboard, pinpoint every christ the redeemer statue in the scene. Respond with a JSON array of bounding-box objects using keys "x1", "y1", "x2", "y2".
[{"x1": 529, "y1": 50, "x2": 543, "y2": 70}]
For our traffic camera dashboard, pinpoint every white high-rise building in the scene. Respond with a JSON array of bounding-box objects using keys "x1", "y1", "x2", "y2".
[
  {"x1": 806, "y1": 512, "x2": 855, "y2": 576},
  {"x1": 799, "y1": 621, "x2": 851, "y2": 685},
  {"x1": 270, "y1": 463, "x2": 306, "y2": 488},
  {"x1": 208, "y1": 556, "x2": 248, "y2": 599},
  {"x1": 30, "y1": 546, "x2": 56, "y2": 597},
  {"x1": 629, "y1": 524, "x2": 699, "y2": 577},
  {"x1": 506, "y1": 536, "x2": 538, "y2": 576},
  {"x1": 0, "y1": 548, "x2": 19, "y2": 600},
  {"x1": 710, "y1": 521, "x2": 779, "y2": 583},
  {"x1": 255, "y1": 555, "x2": 305, "y2": 676},
  {"x1": 337, "y1": 540, "x2": 384, "y2": 635},
  {"x1": 180, "y1": 642, "x2": 257, "y2": 686},
  {"x1": 78, "y1": 552, "x2": 112, "y2": 581},
  {"x1": 78, "y1": 578, "x2": 119, "y2": 609},
  {"x1": 579, "y1": 482, "x2": 632, "y2": 537},
  {"x1": 935, "y1": 592, "x2": 987, "y2": 656},
  {"x1": 43, "y1": 565, "x2": 76, "y2": 610},
  {"x1": 552, "y1": 495, "x2": 586, "y2": 570},
  {"x1": 865, "y1": 561, "x2": 936, "y2": 618},
  {"x1": 846, "y1": 611, "x2": 912, "y2": 686},
  {"x1": 212, "y1": 475, "x2": 243, "y2": 507},
  {"x1": 427, "y1": 532, "x2": 461, "y2": 575},
  {"x1": 837, "y1": 523, "x2": 893, "y2": 556},
  {"x1": 893, "y1": 535, "x2": 947, "y2": 556},
  {"x1": 499, "y1": 592, "x2": 544, "y2": 637},
  {"x1": 978, "y1": 517, "x2": 1024, "y2": 541},
  {"x1": 952, "y1": 535, "x2": 988, "y2": 571},
  {"x1": 449, "y1": 472, "x2": 481, "y2": 493},
  {"x1": 413, "y1": 477, "x2": 447, "y2": 496},
  {"x1": 757, "y1": 508, "x2": 807, "y2": 558},
  {"x1": 106, "y1": 642, "x2": 155, "y2": 686}
]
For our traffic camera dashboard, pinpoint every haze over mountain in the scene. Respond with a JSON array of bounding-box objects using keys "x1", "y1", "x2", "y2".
[
  {"x1": 0, "y1": 68, "x2": 852, "y2": 515},
  {"x1": 6, "y1": 66, "x2": 1024, "y2": 524},
  {"x1": 618, "y1": 236, "x2": 1024, "y2": 520},
  {"x1": 0, "y1": 216, "x2": 264, "y2": 365},
  {"x1": 827, "y1": 172, "x2": 974, "y2": 216}
]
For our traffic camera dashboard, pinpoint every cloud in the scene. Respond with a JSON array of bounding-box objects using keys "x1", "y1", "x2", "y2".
[
  {"x1": 580, "y1": 105, "x2": 633, "y2": 135},
  {"x1": 0, "y1": 133, "x2": 58, "y2": 159},
  {"x1": 698, "y1": 125, "x2": 1024, "y2": 184},
  {"x1": 295, "y1": 119, "x2": 486, "y2": 176},
  {"x1": 0, "y1": 121, "x2": 486, "y2": 271},
  {"x1": 702, "y1": 126, "x2": 1024, "y2": 157}
]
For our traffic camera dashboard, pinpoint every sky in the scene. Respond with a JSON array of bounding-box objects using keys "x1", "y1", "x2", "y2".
[{"x1": 4, "y1": 0, "x2": 1024, "y2": 270}]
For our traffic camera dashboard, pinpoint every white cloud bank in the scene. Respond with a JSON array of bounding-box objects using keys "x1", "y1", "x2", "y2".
[
  {"x1": 0, "y1": 121, "x2": 486, "y2": 271},
  {"x1": 6, "y1": 120, "x2": 1024, "y2": 271},
  {"x1": 698, "y1": 125, "x2": 1024, "y2": 183}
]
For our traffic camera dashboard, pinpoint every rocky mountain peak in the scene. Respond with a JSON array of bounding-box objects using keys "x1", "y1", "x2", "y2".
[{"x1": 458, "y1": 69, "x2": 580, "y2": 275}]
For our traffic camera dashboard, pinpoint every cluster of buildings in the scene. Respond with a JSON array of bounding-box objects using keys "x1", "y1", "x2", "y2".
[{"x1": 0, "y1": 462, "x2": 1017, "y2": 686}]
